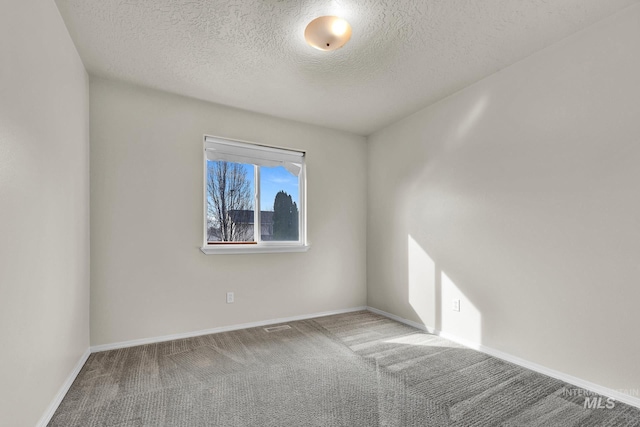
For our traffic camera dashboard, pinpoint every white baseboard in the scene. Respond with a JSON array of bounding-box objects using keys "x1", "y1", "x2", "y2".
[
  {"x1": 366, "y1": 306, "x2": 640, "y2": 410},
  {"x1": 90, "y1": 306, "x2": 368, "y2": 353},
  {"x1": 36, "y1": 348, "x2": 91, "y2": 427}
]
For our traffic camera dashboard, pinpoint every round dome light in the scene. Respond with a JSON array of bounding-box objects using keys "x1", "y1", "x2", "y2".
[{"x1": 304, "y1": 16, "x2": 352, "y2": 51}]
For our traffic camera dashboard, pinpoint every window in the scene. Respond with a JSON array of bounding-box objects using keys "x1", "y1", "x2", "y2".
[{"x1": 201, "y1": 136, "x2": 308, "y2": 254}]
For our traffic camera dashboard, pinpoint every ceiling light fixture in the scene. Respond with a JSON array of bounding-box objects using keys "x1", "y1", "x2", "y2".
[{"x1": 304, "y1": 16, "x2": 352, "y2": 51}]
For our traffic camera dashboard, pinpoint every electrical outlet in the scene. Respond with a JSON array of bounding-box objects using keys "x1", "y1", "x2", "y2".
[
  {"x1": 452, "y1": 299, "x2": 460, "y2": 312},
  {"x1": 226, "y1": 292, "x2": 234, "y2": 304}
]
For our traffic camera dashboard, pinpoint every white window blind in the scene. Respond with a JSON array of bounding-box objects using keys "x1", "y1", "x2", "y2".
[{"x1": 205, "y1": 136, "x2": 304, "y2": 176}]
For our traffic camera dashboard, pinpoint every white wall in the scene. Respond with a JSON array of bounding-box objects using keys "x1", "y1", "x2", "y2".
[
  {"x1": 368, "y1": 4, "x2": 640, "y2": 395},
  {"x1": 0, "y1": 1, "x2": 90, "y2": 426},
  {"x1": 89, "y1": 77, "x2": 367, "y2": 346}
]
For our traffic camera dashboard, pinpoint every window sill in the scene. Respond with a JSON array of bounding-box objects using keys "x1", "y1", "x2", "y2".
[{"x1": 200, "y1": 244, "x2": 310, "y2": 255}]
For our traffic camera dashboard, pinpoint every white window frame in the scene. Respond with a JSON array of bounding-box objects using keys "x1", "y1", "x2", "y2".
[{"x1": 200, "y1": 135, "x2": 309, "y2": 255}]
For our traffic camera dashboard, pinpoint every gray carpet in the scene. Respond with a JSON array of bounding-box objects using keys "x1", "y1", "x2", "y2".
[{"x1": 49, "y1": 311, "x2": 640, "y2": 426}]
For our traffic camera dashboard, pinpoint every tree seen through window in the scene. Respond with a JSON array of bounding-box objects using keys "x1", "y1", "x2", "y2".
[{"x1": 207, "y1": 161, "x2": 299, "y2": 243}]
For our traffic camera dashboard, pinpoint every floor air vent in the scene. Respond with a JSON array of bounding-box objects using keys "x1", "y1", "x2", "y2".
[{"x1": 264, "y1": 325, "x2": 292, "y2": 333}]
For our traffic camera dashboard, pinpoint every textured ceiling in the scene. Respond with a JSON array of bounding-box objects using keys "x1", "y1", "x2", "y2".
[{"x1": 56, "y1": 0, "x2": 639, "y2": 135}]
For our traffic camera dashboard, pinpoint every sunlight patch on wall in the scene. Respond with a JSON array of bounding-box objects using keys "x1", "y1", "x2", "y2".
[
  {"x1": 408, "y1": 234, "x2": 483, "y2": 344},
  {"x1": 440, "y1": 271, "x2": 482, "y2": 344},
  {"x1": 408, "y1": 235, "x2": 437, "y2": 328}
]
